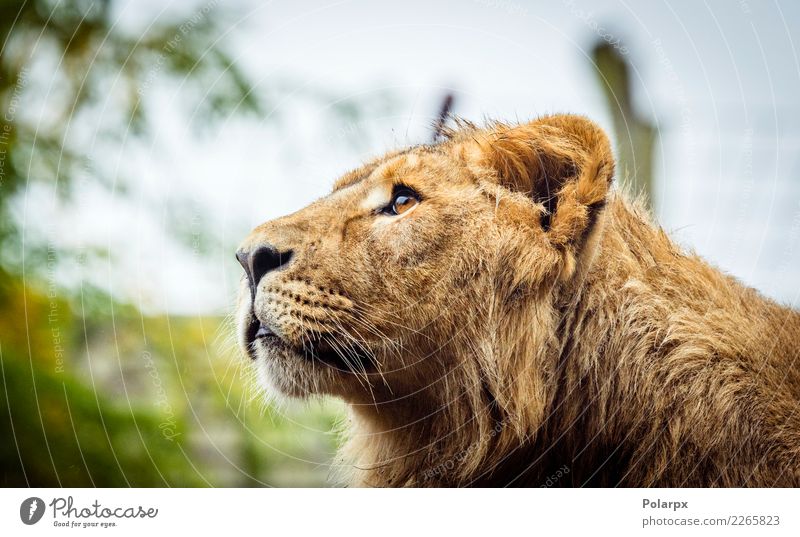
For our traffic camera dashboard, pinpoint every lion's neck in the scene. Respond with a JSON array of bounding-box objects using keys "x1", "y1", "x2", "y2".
[{"x1": 343, "y1": 364, "x2": 499, "y2": 487}]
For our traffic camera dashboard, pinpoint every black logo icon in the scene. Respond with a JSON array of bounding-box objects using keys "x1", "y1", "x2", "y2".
[{"x1": 20, "y1": 497, "x2": 45, "y2": 525}]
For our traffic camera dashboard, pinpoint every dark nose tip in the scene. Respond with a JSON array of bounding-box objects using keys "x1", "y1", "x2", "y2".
[{"x1": 236, "y1": 246, "x2": 293, "y2": 299}]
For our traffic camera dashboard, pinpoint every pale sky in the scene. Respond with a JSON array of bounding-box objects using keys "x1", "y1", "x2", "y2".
[{"x1": 34, "y1": 0, "x2": 800, "y2": 314}]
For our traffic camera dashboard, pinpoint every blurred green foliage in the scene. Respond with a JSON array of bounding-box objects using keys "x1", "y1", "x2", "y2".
[
  {"x1": 0, "y1": 0, "x2": 346, "y2": 487},
  {"x1": 0, "y1": 0, "x2": 261, "y2": 263},
  {"x1": 0, "y1": 267, "x2": 343, "y2": 486},
  {"x1": 1, "y1": 347, "x2": 204, "y2": 487}
]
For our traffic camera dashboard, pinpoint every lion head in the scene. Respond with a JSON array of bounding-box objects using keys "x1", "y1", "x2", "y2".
[{"x1": 236, "y1": 113, "x2": 614, "y2": 485}]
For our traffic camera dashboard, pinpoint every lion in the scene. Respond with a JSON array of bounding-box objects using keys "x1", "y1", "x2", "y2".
[{"x1": 235, "y1": 113, "x2": 800, "y2": 487}]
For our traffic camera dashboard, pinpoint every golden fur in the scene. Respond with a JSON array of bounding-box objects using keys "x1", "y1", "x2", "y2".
[{"x1": 236, "y1": 114, "x2": 800, "y2": 486}]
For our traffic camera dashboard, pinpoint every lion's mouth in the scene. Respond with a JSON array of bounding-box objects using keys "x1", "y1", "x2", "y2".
[
  {"x1": 244, "y1": 315, "x2": 372, "y2": 371},
  {"x1": 245, "y1": 317, "x2": 280, "y2": 347}
]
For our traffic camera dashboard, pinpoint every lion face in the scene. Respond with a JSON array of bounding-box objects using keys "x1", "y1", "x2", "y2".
[
  {"x1": 235, "y1": 148, "x2": 493, "y2": 400},
  {"x1": 236, "y1": 114, "x2": 613, "y2": 404}
]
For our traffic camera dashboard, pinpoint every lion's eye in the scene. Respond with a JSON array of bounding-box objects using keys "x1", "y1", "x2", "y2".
[{"x1": 383, "y1": 187, "x2": 420, "y2": 216}]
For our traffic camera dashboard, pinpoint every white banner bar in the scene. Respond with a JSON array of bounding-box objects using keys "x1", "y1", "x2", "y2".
[{"x1": 2, "y1": 488, "x2": 798, "y2": 536}]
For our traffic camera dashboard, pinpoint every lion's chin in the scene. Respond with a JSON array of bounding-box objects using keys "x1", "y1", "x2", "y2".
[
  {"x1": 249, "y1": 339, "x2": 327, "y2": 398},
  {"x1": 249, "y1": 337, "x2": 374, "y2": 399}
]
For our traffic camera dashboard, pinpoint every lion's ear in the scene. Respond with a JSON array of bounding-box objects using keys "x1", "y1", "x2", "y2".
[{"x1": 474, "y1": 114, "x2": 615, "y2": 250}]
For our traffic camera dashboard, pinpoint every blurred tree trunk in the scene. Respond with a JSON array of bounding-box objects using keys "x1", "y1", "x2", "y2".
[{"x1": 592, "y1": 42, "x2": 657, "y2": 207}]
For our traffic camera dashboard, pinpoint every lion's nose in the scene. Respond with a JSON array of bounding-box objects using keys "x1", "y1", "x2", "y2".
[{"x1": 236, "y1": 245, "x2": 294, "y2": 299}]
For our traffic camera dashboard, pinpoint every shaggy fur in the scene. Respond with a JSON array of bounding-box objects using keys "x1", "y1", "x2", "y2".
[{"x1": 236, "y1": 114, "x2": 800, "y2": 487}]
